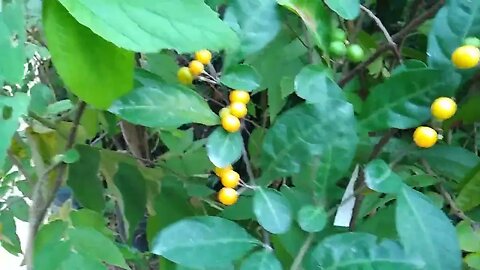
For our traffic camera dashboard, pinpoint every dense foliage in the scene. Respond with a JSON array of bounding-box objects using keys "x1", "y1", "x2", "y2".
[{"x1": 1, "y1": 0, "x2": 480, "y2": 269}]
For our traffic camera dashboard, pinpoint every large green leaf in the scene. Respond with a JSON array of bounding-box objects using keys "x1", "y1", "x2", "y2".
[
  {"x1": 253, "y1": 188, "x2": 292, "y2": 234},
  {"x1": 456, "y1": 165, "x2": 480, "y2": 211},
  {"x1": 294, "y1": 65, "x2": 343, "y2": 103},
  {"x1": 220, "y1": 64, "x2": 261, "y2": 91},
  {"x1": 224, "y1": 0, "x2": 280, "y2": 57},
  {"x1": 0, "y1": 93, "x2": 29, "y2": 169},
  {"x1": 109, "y1": 84, "x2": 218, "y2": 128},
  {"x1": 114, "y1": 162, "x2": 147, "y2": 240},
  {"x1": 396, "y1": 185, "x2": 461, "y2": 270},
  {"x1": 56, "y1": 0, "x2": 238, "y2": 53},
  {"x1": 364, "y1": 159, "x2": 403, "y2": 194},
  {"x1": 35, "y1": 241, "x2": 72, "y2": 270},
  {"x1": 359, "y1": 69, "x2": 461, "y2": 131},
  {"x1": 60, "y1": 253, "x2": 107, "y2": 270},
  {"x1": 206, "y1": 127, "x2": 243, "y2": 168},
  {"x1": 151, "y1": 216, "x2": 260, "y2": 268},
  {"x1": 0, "y1": 0, "x2": 26, "y2": 84},
  {"x1": 240, "y1": 250, "x2": 282, "y2": 270},
  {"x1": 324, "y1": 0, "x2": 360, "y2": 20},
  {"x1": 67, "y1": 145, "x2": 105, "y2": 212},
  {"x1": 277, "y1": 0, "x2": 332, "y2": 51},
  {"x1": 308, "y1": 232, "x2": 424, "y2": 269},
  {"x1": 261, "y1": 100, "x2": 357, "y2": 184},
  {"x1": 428, "y1": 1, "x2": 480, "y2": 69},
  {"x1": 43, "y1": 0, "x2": 134, "y2": 109}
]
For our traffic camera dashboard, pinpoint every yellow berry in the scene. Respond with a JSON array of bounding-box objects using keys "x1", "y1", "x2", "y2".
[
  {"x1": 431, "y1": 97, "x2": 457, "y2": 120},
  {"x1": 177, "y1": 67, "x2": 193, "y2": 85},
  {"x1": 229, "y1": 102, "x2": 247, "y2": 118},
  {"x1": 221, "y1": 114, "x2": 241, "y2": 133},
  {"x1": 221, "y1": 170, "x2": 240, "y2": 188},
  {"x1": 451, "y1": 45, "x2": 480, "y2": 69},
  {"x1": 219, "y1": 107, "x2": 231, "y2": 119},
  {"x1": 195, "y1": 49, "x2": 212, "y2": 65},
  {"x1": 189, "y1": 60, "x2": 204, "y2": 76},
  {"x1": 413, "y1": 126, "x2": 438, "y2": 148},
  {"x1": 214, "y1": 165, "x2": 233, "y2": 177},
  {"x1": 229, "y1": 90, "x2": 250, "y2": 104},
  {"x1": 218, "y1": 187, "x2": 238, "y2": 206}
]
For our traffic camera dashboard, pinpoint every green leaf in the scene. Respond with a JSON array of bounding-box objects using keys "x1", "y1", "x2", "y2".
[
  {"x1": 294, "y1": 65, "x2": 343, "y2": 103},
  {"x1": 68, "y1": 227, "x2": 129, "y2": 269},
  {"x1": 6, "y1": 196, "x2": 29, "y2": 222},
  {"x1": 35, "y1": 241, "x2": 71, "y2": 270},
  {"x1": 0, "y1": 209, "x2": 21, "y2": 254},
  {"x1": 324, "y1": 0, "x2": 360, "y2": 20},
  {"x1": 220, "y1": 64, "x2": 261, "y2": 91},
  {"x1": 43, "y1": 0, "x2": 134, "y2": 109},
  {"x1": 109, "y1": 84, "x2": 218, "y2": 129},
  {"x1": 396, "y1": 185, "x2": 461, "y2": 270},
  {"x1": 457, "y1": 165, "x2": 480, "y2": 211},
  {"x1": 47, "y1": 100, "x2": 73, "y2": 115},
  {"x1": 0, "y1": 93, "x2": 29, "y2": 169},
  {"x1": 277, "y1": 0, "x2": 332, "y2": 50},
  {"x1": 308, "y1": 232, "x2": 424, "y2": 269},
  {"x1": 35, "y1": 220, "x2": 68, "y2": 251},
  {"x1": 359, "y1": 69, "x2": 461, "y2": 131},
  {"x1": 456, "y1": 220, "x2": 480, "y2": 252},
  {"x1": 253, "y1": 188, "x2": 292, "y2": 234},
  {"x1": 56, "y1": 0, "x2": 238, "y2": 53},
  {"x1": 261, "y1": 100, "x2": 357, "y2": 184},
  {"x1": 364, "y1": 159, "x2": 403, "y2": 194},
  {"x1": 206, "y1": 127, "x2": 243, "y2": 168},
  {"x1": 60, "y1": 253, "x2": 107, "y2": 270},
  {"x1": 220, "y1": 196, "x2": 255, "y2": 221},
  {"x1": 224, "y1": 0, "x2": 280, "y2": 57},
  {"x1": 428, "y1": 1, "x2": 480, "y2": 69},
  {"x1": 67, "y1": 145, "x2": 105, "y2": 212},
  {"x1": 29, "y1": 84, "x2": 55, "y2": 116},
  {"x1": 240, "y1": 250, "x2": 282, "y2": 270},
  {"x1": 466, "y1": 253, "x2": 480, "y2": 270},
  {"x1": 70, "y1": 209, "x2": 113, "y2": 238},
  {"x1": 160, "y1": 128, "x2": 194, "y2": 154},
  {"x1": 152, "y1": 216, "x2": 260, "y2": 268},
  {"x1": 146, "y1": 52, "x2": 180, "y2": 84},
  {"x1": 357, "y1": 204, "x2": 398, "y2": 239},
  {"x1": 0, "y1": 0, "x2": 26, "y2": 84},
  {"x1": 297, "y1": 204, "x2": 327, "y2": 232},
  {"x1": 114, "y1": 162, "x2": 147, "y2": 240}
]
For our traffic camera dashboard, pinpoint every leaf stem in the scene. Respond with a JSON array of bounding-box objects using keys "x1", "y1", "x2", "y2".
[{"x1": 290, "y1": 233, "x2": 315, "y2": 270}]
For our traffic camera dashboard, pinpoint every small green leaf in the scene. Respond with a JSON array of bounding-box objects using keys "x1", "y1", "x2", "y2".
[
  {"x1": 396, "y1": 185, "x2": 461, "y2": 270},
  {"x1": 206, "y1": 127, "x2": 243, "y2": 168},
  {"x1": 240, "y1": 250, "x2": 282, "y2": 270},
  {"x1": 60, "y1": 149, "x2": 80, "y2": 164},
  {"x1": 109, "y1": 84, "x2": 219, "y2": 129},
  {"x1": 324, "y1": 0, "x2": 360, "y2": 20},
  {"x1": 457, "y1": 165, "x2": 480, "y2": 211},
  {"x1": 56, "y1": 0, "x2": 238, "y2": 53},
  {"x1": 6, "y1": 196, "x2": 29, "y2": 222},
  {"x1": 297, "y1": 205, "x2": 327, "y2": 232},
  {"x1": 253, "y1": 188, "x2": 292, "y2": 234},
  {"x1": 152, "y1": 216, "x2": 260, "y2": 268},
  {"x1": 465, "y1": 253, "x2": 480, "y2": 270},
  {"x1": 294, "y1": 65, "x2": 342, "y2": 103},
  {"x1": 29, "y1": 84, "x2": 55, "y2": 116},
  {"x1": 160, "y1": 128, "x2": 194, "y2": 154},
  {"x1": 0, "y1": 209, "x2": 21, "y2": 254},
  {"x1": 456, "y1": 220, "x2": 480, "y2": 252},
  {"x1": 364, "y1": 159, "x2": 403, "y2": 194},
  {"x1": 220, "y1": 64, "x2": 261, "y2": 91},
  {"x1": 43, "y1": 0, "x2": 134, "y2": 109},
  {"x1": 220, "y1": 197, "x2": 255, "y2": 221}
]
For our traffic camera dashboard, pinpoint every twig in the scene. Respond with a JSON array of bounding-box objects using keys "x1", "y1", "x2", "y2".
[
  {"x1": 26, "y1": 101, "x2": 86, "y2": 270},
  {"x1": 241, "y1": 143, "x2": 255, "y2": 184},
  {"x1": 7, "y1": 150, "x2": 34, "y2": 183},
  {"x1": 437, "y1": 184, "x2": 475, "y2": 223},
  {"x1": 360, "y1": 5, "x2": 402, "y2": 63},
  {"x1": 290, "y1": 233, "x2": 315, "y2": 270}
]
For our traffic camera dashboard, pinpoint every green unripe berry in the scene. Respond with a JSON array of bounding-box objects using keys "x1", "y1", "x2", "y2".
[
  {"x1": 329, "y1": 41, "x2": 347, "y2": 57},
  {"x1": 347, "y1": 44, "x2": 365, "y2": 63},
  {"x1": 331, "y1": 28, "x2": 347, "y2": 42},
  {"x1": 464, "y1": 37, "x2": 480, "y2": 48}
]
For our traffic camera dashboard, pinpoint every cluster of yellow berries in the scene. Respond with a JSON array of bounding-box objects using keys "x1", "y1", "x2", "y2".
[
  {"x1": 451, "y1": 37, "x2": 480, "y2": 69},
  {"x1": 219, "y1": 90, "x2": 251, "y2": 133},
  {"x1": 413, "y1": 97, "x2": 457, "y2": 148},
  {"x1": 214, "y1": 165, "x2": 240, "y2": 206},
  {"x1": 177, "y1": 49, "x2": 213, "y2": 85}
]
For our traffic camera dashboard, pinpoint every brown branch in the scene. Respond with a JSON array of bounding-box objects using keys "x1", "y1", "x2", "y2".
[
  {"x1": 26, "y1": 101, "x2": 86, "y2": 270},
  {"x1": 339, "y1": 1, "x2": 445, "y2": 87}
]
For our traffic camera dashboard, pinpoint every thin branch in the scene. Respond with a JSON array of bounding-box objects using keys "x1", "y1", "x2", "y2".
[
  {"x1": 26, "y1": 101, "x2": 86, "y2": 270},
  {"x1": 290, "y1": 233, "x2": 315, "y2": 270},
  {"x1": 7, "y1": 150, "x2": 34, "y2": 183},
  {"x1": 360, "y1": 5, "x2": 402, "y2": 63},
  {"x1": 241, "y1": 142, "x2": 255, "y2": 184},
  {"x1": 437, "y1": 184, "x2": 476, "y2": 223}
]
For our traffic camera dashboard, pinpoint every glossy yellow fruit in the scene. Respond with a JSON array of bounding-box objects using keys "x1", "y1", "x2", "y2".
[
  {"x1": 218, "y1": 187, "x2": 238, "y2": 206},
  {"x1": 413, "y1": 126, "x2": 438, "y2": 148},
  {"x1": 229, "y1": 90, "x2": 250, "y2": 104},
  {"x1": 177, "y1": 67, "x2": 193, "y2": 85},
  {"x1": 221, "y1": 114, "x2": 241, "y2": 133},
  {"x1": 219, "y1": 107, "x2": 231, "y2": 119},
  {"x1": 431, "y1": 97, "x2": 457, "y2": 120},
  {"x1": 214, "y1": 165, "x2": 233, "y2": 177},
  {"x1": 189, "y1": 60, "x2": 204, "y2": 76},
  {"x1": 229, "y1": 102, "x2": 248, "y2": 118},
  {"x1": 195, "y1": 50, "x2": 212, "y2": 65},
  {"x1": 221, "y1": 170, "x2": 240, "y2": 188},
  {"x1": 451, "y1": 45, "x2": 480, "y2": 69}
]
